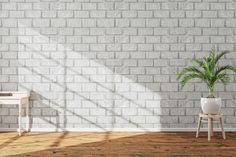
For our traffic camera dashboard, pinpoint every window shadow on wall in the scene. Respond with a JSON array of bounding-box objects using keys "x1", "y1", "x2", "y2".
[{"x1": 15, "y1": 21, "x2": 165, "y2": 134}]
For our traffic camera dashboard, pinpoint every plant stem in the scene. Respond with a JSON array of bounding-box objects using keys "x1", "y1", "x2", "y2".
[{"x1": 208, "y1": 88, "x2": 215, "y2": 98}]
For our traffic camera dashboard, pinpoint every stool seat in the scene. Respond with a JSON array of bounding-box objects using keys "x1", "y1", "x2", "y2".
[{"x1": 196, "y1": 113, "x2": 226, "y2": 141}]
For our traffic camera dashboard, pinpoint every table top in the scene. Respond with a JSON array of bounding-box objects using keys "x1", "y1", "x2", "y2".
[
  {"x1": 199, "y1": 113, "x2": 222, "y2": 119},
  {"x1": 0, "y1": 91, "x2": 30, "y2": 100}
]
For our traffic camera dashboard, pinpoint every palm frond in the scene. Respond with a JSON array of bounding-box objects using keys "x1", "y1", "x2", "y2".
[
  {"x1": 209, "y1": 49, "x2": 217, "y2": 70},
  {"x1": 176, "y1": 67, "x2": 203, "y2": 81},
  {"x1": 215, "y1": 50, "x2": 230, "y2": 64},
  {"x1": 217, "y1": 73, "x2": 230, "y2": 85},
  {"x1": 179, "y1": 74, "x2": 203, "y2": 89},
  {"x1": 202, "y1": 57, "x2": 212, "y2": 78},
  {"x1": 216, "y1": 65, "x2": 236, "y2": 75},
  {"x1": 192, "y1": 59, "x2": 203, "y2": 67}
]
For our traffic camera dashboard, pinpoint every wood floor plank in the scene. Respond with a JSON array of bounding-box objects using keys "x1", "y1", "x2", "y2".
[{"x1": 0, "y1": 132, "x2": 235, "y2": 157}]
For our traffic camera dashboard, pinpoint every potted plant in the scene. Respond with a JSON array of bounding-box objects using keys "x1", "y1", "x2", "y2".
[{"x1": 177, "y1": 48, "x2": 236, "y2": 114}]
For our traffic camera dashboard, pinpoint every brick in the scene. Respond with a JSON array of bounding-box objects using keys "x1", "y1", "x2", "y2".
[
  {"x1": 138, "y1": 11, "x2": 153, "y2": 18},
  {"x1": 17, "y1": 3, "x2": 32, "y2": 10},
  {"x1": 58, "y1": 11, "x2": 73, "y2": 18},
  {"x1": 171, "y1": 108, "x2": 185, "y2": 116},
  {"x1": 202, "y1": 11, "x2": 217, "y2": 18},
  {"x1": 170, "y1": 11, "x2": 185, "y2": 18},
  {"x1": 161, "y1": 19, "x2": 178, "y2": 27},
  {"x1": 161, "y1": 2, "x2": 178, "y2": 10},
  {"x1": 219, "y1": 11, "x2": 234, "y2": 18},
  {"x1": 97, "y1": 19, "x2": 115, "y2": 27},
  {"x1": 90, "y1": 109, "x2": 106, "y2": 116},
  {"x1": 211, "y1": 19, "x2": 225, "y2": 27},
  {"x1": 10, "y1": 11, "x2": 24, "y2": 18},
  {"x1": 179, "y1": 19, "x2": 194, "y2": 27},
  {"x1": 51, "y1": 19, "x2": 66, "y2": 27},
  {"x1": 226, "y1": 19, "x2": 236, "y2": 27},
  {"x1": 2, "y1": 3, "x2": 17, "y2": 10},
  {"x1": 122, "y1": 11, "x2": 137, "y2": 18},
  {"x1": 2, "y1": 19, "x2": 17, "y2": 27},
  {"x1": 107, "y1": 44, "x2": 121, "y2": 51},
  {"x1": 74, "y1": 11, "x2": 89, "y2": 18},
  {"x1": 33, "y1": 19, "x2": 50, "y2": 27},
  {"x1": 116, "y1": 19, "x2": 130, "y2": 27},
  {"x1": 0, "y1": 11, "x2": 8, "y2": 18},
  {"x1": 82, "y1": 3, "x2": 96, "y2": 10},
  {"x1": 210, "y1": 3, "x2": 225, "y2": 10},
  {"x1": 130, "y1": 3, "x2": 145, "y2": 10},
  {"x1": 154, "y1": 11, "x2": 169, "y2": 18},
  {"x1": 42, "y1": 11, "x2": 57, "y2": 18},
  {"x1": 179, "y1": 116, "x2": 194, "y2": 124},
  {"x1": 146, "y1": 3, "x2": 160, "y2": 10},
  {"x1": 146, "y1": 36, "x2": 160, "y2": 43},
  {"x1": 161, "y1": 83, "x2": 178, "y2": 92},
  {"x1": 122, "y1": 108, "x2": 137, "y2": 116},
  {"x1": 34, "y1": 3, "x2": 50, "y2": 10},
  {"x1": 131, "y1": 19, "x2": 145, "y2": 27},
  {"x1": 98, "y1": 2, "x2": 114, "y2": 10},
  {"x1": 195, "y1": 19, "x2": 210, "y2": 27},
  {"x1": 25, "y1": 11, "x2": 41, "y2": 18},
  {"x1": 67, "y1": 3, "x2": 81, "y2": 10},
  {"x1": 195, "y1": 3, "x2": 210, "y2": 10},
  {"x1": 160, "y1": 116, "x2": 178, "y2": 124},
  {"x1": 82, "y1": 19, "x2": 96, "y2": 27},
  {"x1": 146, "y1": 19, "x2": 160, "y2": 27},
  {"x1": 186, "y1": 11, "x2": 201, "y2": 18},
  {"x1": 50, "y1": 3, "x2": 65, "y2": 10},
  {"x1": 90, "y1": 11, "x2": 105, "y2": 18},
  {"x1": 107, "y1": 11, "x2": 121, "y2": 18}
]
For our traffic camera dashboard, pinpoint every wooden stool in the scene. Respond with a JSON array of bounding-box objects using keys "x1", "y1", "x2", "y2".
[{"x1": 196, "y1": 113, "x2": 226, "y2": 141}]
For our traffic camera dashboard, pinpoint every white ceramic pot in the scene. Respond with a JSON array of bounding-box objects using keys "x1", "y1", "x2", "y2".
[{"x1": 201, "y1": 98, "x2": 221, "y2": 114}]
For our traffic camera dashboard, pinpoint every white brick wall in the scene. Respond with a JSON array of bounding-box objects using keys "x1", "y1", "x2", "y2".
[{"x1": 0, "y1": 0, "x2": 236, "y2": 131}]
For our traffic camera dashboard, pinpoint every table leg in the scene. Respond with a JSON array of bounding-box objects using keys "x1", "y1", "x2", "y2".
[
  {"x1": 26, "y1": 102, "x2": 29, "y2": 132},
  {"x1": 18, "y1": 103, "x2": 22, "y2": 136},
  {"x1": 208, "y1": 117, "x2": 211, "y2": 141}
]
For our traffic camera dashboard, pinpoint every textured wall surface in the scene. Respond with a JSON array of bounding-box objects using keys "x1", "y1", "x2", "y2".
[{"x1": 0, "y1": 0, "x2": 236, "y2": 130}]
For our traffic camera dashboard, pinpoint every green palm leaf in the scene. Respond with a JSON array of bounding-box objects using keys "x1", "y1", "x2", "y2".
[
  {"x1": 177, "y1": 67, "x2": 204, "y2": 81},
  {"x1": 192, "y1": 59, "x2": 203, "y2": 66},
  {"x1": 215, "y1": 50, "x2": 230, "y2": 64},
  {"x1": 179, "y1": 73, "x2": 203, "y2": 89},
  {"x1": 216, "y1": 65, "x2": 236, "y2": 75},
  {"x1": 217, "y1": 73, "x2": 230, "y2": 85}
]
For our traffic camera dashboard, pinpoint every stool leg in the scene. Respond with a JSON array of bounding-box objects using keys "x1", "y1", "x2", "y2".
[
  {"x1": 220, "y1": 117, "x2": 226, "y2": 139},
  {"x1": 196, "y1": 117, "x2": 201, "y2": 138},
  {"x1": 211, "y1": 118, "x2": 213, "y2": 136},
  {"x1": 208, "y1": 117, "x2": 211, "y2": 141}
]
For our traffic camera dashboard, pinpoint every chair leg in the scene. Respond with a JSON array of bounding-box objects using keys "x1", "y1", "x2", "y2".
[
  {"x1": 196, "y1": 117, "x2": 201, "y2": 138},
  {"x1": 211, "y1": 118, "x2": 213, "y2": 136},
  {"x1": 208, "y1": 117, "x2": 211, "y2": 141},
  {"x1": 220, "y1": 117, "x2": 226, "y2": 139}
]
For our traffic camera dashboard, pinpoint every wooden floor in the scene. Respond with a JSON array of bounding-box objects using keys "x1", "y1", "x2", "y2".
[{"x1": 0, "y1": 132, "x2": 235, "y2": 157}]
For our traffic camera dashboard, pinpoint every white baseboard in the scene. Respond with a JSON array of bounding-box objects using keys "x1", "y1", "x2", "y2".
[{"x1": 1, "y1": 128, "x2": 236, "y2": 132}]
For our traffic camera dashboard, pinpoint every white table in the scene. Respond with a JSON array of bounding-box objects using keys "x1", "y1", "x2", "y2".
[{"x1": 0, "y1": 91, "x2": 30, "y2": 136}]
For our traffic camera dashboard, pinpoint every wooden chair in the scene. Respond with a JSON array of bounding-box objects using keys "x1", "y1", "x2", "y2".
[{"x1": 196, "y1": 113, "x2": 226, "y2": 141}]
